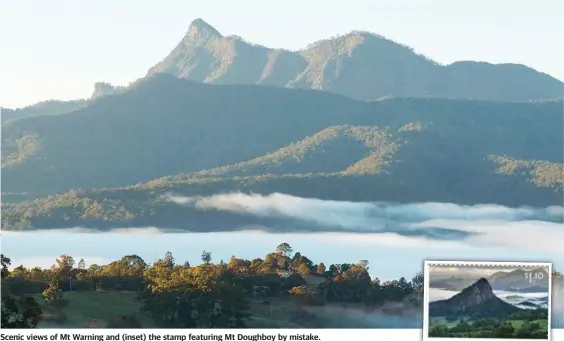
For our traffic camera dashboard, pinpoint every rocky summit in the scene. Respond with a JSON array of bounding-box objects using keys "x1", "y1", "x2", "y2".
[
  {"x1": 456, "y1": 278, "x2": 496, "y2": 310},
  {"x1": 429, "y1": 278, "x2": 520, "y2": 318},
  {"x1": 146, "y1": 18, "x2": 563, "y2": 102}
]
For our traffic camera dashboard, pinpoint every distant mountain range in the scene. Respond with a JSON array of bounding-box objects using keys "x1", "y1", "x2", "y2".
[
  {"x1": 1, "y1": 100, "x2": 86, "y2": 123},
  {"x1": 489, "y1": 268, "x2": 550, "y2": 292},
  {"x1": 0, "y1": 82, "x2": 123, "y2": 123},
  {"x1": 147, "y1": 19, "x2": 563, "y2": 102},
  {"x1": 2, "y1": 18, "x2": 563, "y2": 123},
  {"x1": 429, "y1": 278, "x2": 520, "y2": 318},
  {"x1": 430, "y1": 268, "x2": 551, "y2": 293},
  {"x1": 1, "y1": 19, "x2": 563, "y2": 232}
]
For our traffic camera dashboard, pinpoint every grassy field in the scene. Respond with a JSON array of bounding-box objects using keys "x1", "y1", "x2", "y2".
[
  {"x1": 246, "y1": 316, "x2": 303, "y2": 328},
  {"x1": 431, "y1": 317, "x2": 548, "y2": 329},
  {"x1": 29, "y1": 275, "x2": 328, "y2": 328},
  {"x1": 430, "y1": 316, "x2": 548, "y2": 327},
  {"x1": 304, "y1": 275, "x2": 326, "y2": 287},
  {"x1": 31, "y1": 291, "x2": 157, "y2": 328},
  {"x1": 429, "y1": 316, "x2": 462, "y2": 328},
  {"x1": 30, "y1": 290, "x2": 313, "y2": 328},
  {"x1": 508, "y1": 319, "x2": 548, "y2": 330}
]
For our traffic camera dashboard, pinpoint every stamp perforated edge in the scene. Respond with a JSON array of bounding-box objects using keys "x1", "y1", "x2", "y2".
[
  {"x1": 425, "y1": 260, "x2": 552, "y2": 269},
  {"x1": 422, "y1": 260, "x2": 553, "y2": 341}
]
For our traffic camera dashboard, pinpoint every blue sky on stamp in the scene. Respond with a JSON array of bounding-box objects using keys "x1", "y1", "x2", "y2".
[{"x1": 429, "y1": 265, "x2": 551, "y2": 277}]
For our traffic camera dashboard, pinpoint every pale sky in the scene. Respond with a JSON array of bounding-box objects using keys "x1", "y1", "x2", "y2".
[
  {"x1": 429, "y1": 266, "x2": 545, "y2": 278},
  {"x1": 1, "y1": 0, "x2": 563, "y2": 108}
]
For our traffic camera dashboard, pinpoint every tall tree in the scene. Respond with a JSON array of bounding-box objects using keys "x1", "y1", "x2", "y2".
[
  {"x1": 276, "y1": 243, "x2": 293, "y2": 258},
  {"x1": 201, "y1": 251, "x2": 212, "y2": 265},
  {"x1": 1, "y1": 254, "x2": 10, "y2": 279},
  {"x1": 77, "y1": 258, "x2": 86, "y2": 271}
]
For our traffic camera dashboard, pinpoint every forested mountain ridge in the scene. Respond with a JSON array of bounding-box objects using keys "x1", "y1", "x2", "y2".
[
  {"x1": 2, "y1": 18, "x2": 561, "y2": 124},
  {"x1": 1, "y1": 74, "x2": 562, "y2": 199},
  {"x1": 147, "y1": 19, "x2": 563, "y2": 102},
  {"x1": 1, "y1": 74, "x2": 562, "y2": 231},
  {"x1": 1, "y1": 100, "x2": 87, "y2": 124}
]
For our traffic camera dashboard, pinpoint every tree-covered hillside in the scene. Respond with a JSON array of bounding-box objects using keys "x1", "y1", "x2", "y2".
[
  {"x1": 2, "y1": 74, "x2": 562, "y2": 200},
  {"x1": 1, "y1": 74, "x2": 562, "y2": 230}
]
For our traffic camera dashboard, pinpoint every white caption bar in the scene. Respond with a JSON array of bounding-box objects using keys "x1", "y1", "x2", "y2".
[{"x1": 0, "y1": 330, "x2": 563, "y2": 341}]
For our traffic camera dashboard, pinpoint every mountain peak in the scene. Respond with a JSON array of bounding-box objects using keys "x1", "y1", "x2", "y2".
[
  {"x1": 455, "y1": 278, "x2": 495, "y2": 306},
  {"x1": 186, "y1": 18, "x2": 221, "y2": 42},
  {"x1": 430, "y1": 277, "x2": 521, "y2": 318},
  {"x1": 475, "y1": 277, "x2": 492, "y2": 290},
  {"x1": 91, "y1": 82, "x2": 124, "y2": 100}
]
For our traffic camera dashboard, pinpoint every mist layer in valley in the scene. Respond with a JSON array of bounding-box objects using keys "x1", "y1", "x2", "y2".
[
  {"x1": 8, "y1": 192, "x2": 562, "y2": 274},
  {"x1": 4, "y1": 192, "x2": 563, "y2": 328},
  {"x1": 162, "y1": 192, "x2": 563, "y2": 253}
]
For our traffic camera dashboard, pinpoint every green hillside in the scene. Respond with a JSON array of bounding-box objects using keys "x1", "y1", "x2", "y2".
[
  {"x1": 2, "y1": 74, "x2": 562, "y2": 199},
  {"x1": 1, "y1": 74, "x2": 562, "y2": 231}
]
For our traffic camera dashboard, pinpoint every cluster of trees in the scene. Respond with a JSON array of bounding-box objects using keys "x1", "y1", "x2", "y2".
[
  {"x1": 1, "y1": 243, "x2": 424, "y2": 329},
  {"x1": 1, "y1": 255, "x2": 43, "y2": 328},
  {"x1": 3, "y1": 246, "x2": 562, "y2": 330},
  {"x1": 430, "y1": 308, "x2": 549, "y2": 339},
  {"x1": 489, "y1": 155, "x2": 563, "y2": 191}
]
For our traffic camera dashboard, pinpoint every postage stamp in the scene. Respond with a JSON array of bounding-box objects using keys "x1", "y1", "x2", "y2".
[{"x1": 423, "y1": 260, "x2": 552, "y2": 341}]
